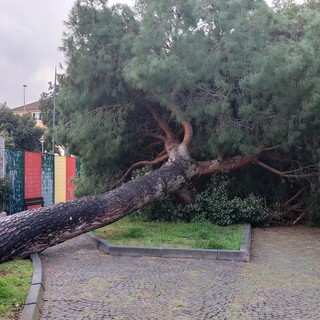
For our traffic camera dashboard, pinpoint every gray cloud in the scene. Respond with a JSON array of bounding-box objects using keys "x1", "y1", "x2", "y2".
[
  {"x1": 0, "y1": 0, "x2": 168, "y2": 108},
  {"x1": 0, "y1": 0, "x2": 76, "y2": 107}
]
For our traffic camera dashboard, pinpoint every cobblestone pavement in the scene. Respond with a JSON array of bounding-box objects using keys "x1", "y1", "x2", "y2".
[{"x1": 40, "y1": 226, "x2": 320, "y2": 319}]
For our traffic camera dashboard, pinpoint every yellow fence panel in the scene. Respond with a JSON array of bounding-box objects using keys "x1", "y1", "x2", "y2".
[{"x1": 54, "y1": 155, "x2": 66, "y2": 203}]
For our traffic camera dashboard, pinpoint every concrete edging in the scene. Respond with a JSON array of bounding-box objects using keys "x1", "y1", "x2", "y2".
[
  {"x1": 18, "y1": 224, "x2": 251, "y2": 320},
  {"x1": 20, "y1": 254, "x2": 44, "y2": 320},
  {"x1": 87, "y1": 223, "x2": 252, "y2": 262}
]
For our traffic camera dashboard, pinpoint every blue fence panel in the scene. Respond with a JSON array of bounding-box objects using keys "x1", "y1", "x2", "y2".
[
  {"x1": 42, "y1": 153, "x2": 54, "y2": 206},
  {"x1": 76, "y1": 157, "x2": 81, "y2": 178}
]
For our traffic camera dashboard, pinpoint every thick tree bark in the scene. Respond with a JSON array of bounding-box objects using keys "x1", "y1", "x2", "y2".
[
  {"x1": 0, "y1": 149, "x2": 193, "y2": 263},
  {"x1": 0, "y1": 141, "x2": 257, "y2": 263}
]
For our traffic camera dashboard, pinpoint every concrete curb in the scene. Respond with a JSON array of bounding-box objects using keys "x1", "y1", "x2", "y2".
[
  {"x1": 20, "y1": 254, "x2": 44, "y2": 320},
  {"x1": 87, "y1": 223, "x2": 252, "y2": 262}
]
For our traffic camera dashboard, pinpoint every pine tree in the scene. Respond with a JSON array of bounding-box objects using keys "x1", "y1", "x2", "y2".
[
  {"x1": 58, "y1": 0, "x2": 320, "y2": 193},
  {"x1": 2, "y1": 0, "x2": 320, "y2": 262}
]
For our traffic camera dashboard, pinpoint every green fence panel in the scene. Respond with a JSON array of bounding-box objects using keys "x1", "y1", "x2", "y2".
[
  {"x1": 5, "y1": 149, "x2": 25, "y2": 214},
  {"x1": 42, "y1": 153, "x2": 54, "y2": 206},
  {"x1": 76, "y1": 157, "x2": 81, "y2": 178}
]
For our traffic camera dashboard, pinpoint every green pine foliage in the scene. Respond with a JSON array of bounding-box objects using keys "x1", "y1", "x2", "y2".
[
  {"x1": 132, "y1": 175, "x2": 270, "y2": 226},
  {"x1": 56, "y1": 0, "x2": 320, "y2": 222}
]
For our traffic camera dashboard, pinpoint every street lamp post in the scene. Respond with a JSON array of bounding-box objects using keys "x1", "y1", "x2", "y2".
[
  {"x1": 39, "y1": 135, "x2": 45, "y2": 153},
  {"x1": 23, "y1": 84, "x2": 27, "y2": 113},
  {"x1": 52, "y1": 67, "x2": 57, "y2": 154}
]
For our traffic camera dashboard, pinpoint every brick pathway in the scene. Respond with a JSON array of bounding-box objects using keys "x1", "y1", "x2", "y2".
[{"x1": 40, "y1": 226, "x2": 320, "y2": 319}]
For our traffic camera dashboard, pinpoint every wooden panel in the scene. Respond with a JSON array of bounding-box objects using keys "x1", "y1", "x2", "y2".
[
  {"x1": 24, "y1": 151, "x2": 42, "y2": 209},
  {"x1": 54, "y1": 155, "x2": 66, "y2": 203},
  {"x1": 66, "y1": 156, "x2": 76, "y2": 201}
]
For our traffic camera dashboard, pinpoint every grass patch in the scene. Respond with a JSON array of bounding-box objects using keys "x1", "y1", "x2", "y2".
[
  {"x1": 0, "y1": 259, "x2": 33, "y2": 320},
  {"x1": 93, "y1": 217, "x2": 244, "y2": 250}
]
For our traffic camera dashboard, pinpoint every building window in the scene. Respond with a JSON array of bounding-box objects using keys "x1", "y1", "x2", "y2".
[{"x1": 33, "y1": 113, "x2": 42, "y2": 120}]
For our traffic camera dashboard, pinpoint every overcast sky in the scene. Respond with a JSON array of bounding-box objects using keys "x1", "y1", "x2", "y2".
[
  {"x1": 0, "y1": 0, "x2": 133, "y2": 108},
  {"x1": 1, "y1": 0, "x2": 278, "y2": 108}
]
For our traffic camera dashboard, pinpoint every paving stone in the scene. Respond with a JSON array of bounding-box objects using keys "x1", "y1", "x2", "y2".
[{"x1": 40, "y1": 226, "x2": 320, "y2": 319}]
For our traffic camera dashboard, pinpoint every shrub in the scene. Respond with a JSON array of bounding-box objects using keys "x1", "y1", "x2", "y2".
[
  {"x1": 190, "y1": 178, "x2": 270, "y2": 226},
  {"x1": 132, "y1": 175, "x2": 271, "y2": 226},
  {"x1": 132, "y1": 196, "x2": 187, "y2": 222}
]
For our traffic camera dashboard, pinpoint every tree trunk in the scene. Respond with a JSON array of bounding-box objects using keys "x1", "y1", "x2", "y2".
[
  {"x1": 0, "y1": 141, "x2": 256, "y2": 263},
  {"x1": 0, "y1": 155, "x2": 191, "y2": 263}
]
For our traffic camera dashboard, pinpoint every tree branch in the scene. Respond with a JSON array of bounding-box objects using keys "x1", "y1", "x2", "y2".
[
  {"x1": 145, "y1": 104, "x2": 174, "y2": 141},
  {"x1": 110, "y1": 102, "x2": 174, "y2": 192},
  {"x1": 255, "y1": 160, "x2": 319, "y2": 179},
  {"x1": 195, "y1": 155, "x2": 256, "y2": 176},
  {"x1": 155, "y1": 149, "x2": 167, "y2": 159},
  {"x1": 198, "y1": 83, "x2": 227, "y2": 100},
  {"x1": 181, "y1": 122, "x2": 193, "y2": 147},
  {"x1": 283, "y1": 165, "x2": 318, "y2": 175},
  {"x1": 62, "y1": 104, "x2": 123, "y2": 127},
  {"x1": 173, "y1": 187, "x2": 192, "y2": 205},
  {"x1": 110, "y1": 154, "x2": 169, "y2": 190},
  {"x1": 150, "y1": 93, "x2": 193, "y2": 147},
  {"x1": 262, "y1": 145, "x2": 281, "y2": 151},
  {"x1": 146, "y1": 132, "x2": 167, "y2": 143},
  {"x1": 162, "y1": 100, "x2": 193, "y2": 147},
  {"x1": 293, "y1": 212, "x2": 306, "y2": 225},
  {"x1": 284, "y1": 187, "x2": 306, "y2": 207}
]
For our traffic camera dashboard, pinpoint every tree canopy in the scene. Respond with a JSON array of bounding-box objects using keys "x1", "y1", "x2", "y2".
[
  {"x1": 0, "y1": 105, "x2": 44, "y2": 151},
  {"x1": 56, "y1": 0, "x2": 320, "y2": 219}
]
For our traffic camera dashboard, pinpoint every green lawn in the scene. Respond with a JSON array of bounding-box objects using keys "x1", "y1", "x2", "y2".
[
  {"x1": 0, "y1": 259, "x2": 33, "y2": 320},
  {"x1": 93, "y1": 217, "x2": 244, "y2": 250}
]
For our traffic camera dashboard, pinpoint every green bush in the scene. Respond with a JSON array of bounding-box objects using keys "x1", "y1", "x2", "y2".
[
  {"x1": 132, "y1": 175, "x2": 271, "y2": 226},
  {"x1": 190, "y1": 178, "x2": 270, "y2": 226},
  {"x1": 131, "y1": 196, "x2": 186, "y2": 222}
]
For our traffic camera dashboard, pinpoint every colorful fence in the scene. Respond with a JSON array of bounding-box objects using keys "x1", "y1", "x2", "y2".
[
  {"x1": 4, "y1": 149, "x2": 25, "y2": 215},
  {"x1": 24, "y1": 151, "x2": 42, "y2": 209},
  {"x1": 42, "y1": 153, "x2": 55, "y2": 207},
  {"x1": 4, "y1": 148, "x2": 80, "y2": 215}
]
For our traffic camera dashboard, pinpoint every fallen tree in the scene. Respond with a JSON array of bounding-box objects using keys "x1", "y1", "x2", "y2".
[
  {"x1": 0, "y1": 123, "x2": 314, "y2": 263},
  {"x1": 3, "y1": 1, "x2": 319, "y2": 263},
  {"x1": 0, "y1": 133, "x2": 257, "y2": 263}
]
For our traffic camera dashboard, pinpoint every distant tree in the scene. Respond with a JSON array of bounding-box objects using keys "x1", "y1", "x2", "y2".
[
  {"x1": 0, "y1": 106, "x2": 44, "y2": 151},
  {"x1": 40, "y1": 81, "x2": 61, "y2": 153}
]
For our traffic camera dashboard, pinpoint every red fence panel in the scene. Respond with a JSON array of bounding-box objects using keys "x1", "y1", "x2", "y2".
[
  {"x1": 24, "y1": 151, "x2": 42, "y2": 209},
  {"x1": 66, "y1": 156, "x2": 76, "y2": 201}
]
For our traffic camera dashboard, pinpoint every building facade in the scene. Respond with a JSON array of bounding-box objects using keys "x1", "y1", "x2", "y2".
[{"x1": 11, "y1": 101, "x2": 44, "y2": 127}]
